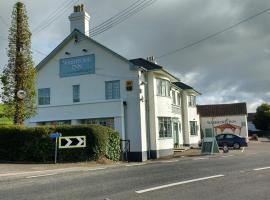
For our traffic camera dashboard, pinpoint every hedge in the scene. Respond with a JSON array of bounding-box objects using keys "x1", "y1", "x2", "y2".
[{"x1": 0, "y1": 125, "x2": 121, "y2": 163}]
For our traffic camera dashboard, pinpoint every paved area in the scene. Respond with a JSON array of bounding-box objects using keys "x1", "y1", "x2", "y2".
[{"x1": 0, "y1": 140, "x2": 270, "y2": 199}]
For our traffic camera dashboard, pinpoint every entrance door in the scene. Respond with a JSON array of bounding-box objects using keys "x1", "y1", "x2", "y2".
[{"x1": 173, "y1": 122, "x2": 179, "y2": 148}]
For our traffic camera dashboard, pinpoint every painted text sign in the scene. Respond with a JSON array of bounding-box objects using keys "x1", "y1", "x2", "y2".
[
  {"x1": 59, "y1": 54, "x2": 95, "y2": 77},
  {"x1": 59, "y1": 136, "x2": 86, "y2": 148}
]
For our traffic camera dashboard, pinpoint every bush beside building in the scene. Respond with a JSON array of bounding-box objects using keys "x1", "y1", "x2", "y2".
[
  {"x1": 0, "y1": 104, "x2": 12, "y2": 125},
  {"x1": 0, "y1": 125, "x2": 120, "y2": 162}
]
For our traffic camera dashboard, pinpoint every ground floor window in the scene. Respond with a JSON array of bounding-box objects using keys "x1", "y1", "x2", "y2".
[
  {"x1": 190, "y1": 121, "x2": 198, "y2": 135},
  {"x1": 158, "y1": 117, "x2": 172, "y2": 138},
  {"x1": 37, "y1": 120, "x2": 71, "y2": 126},
  {"x1": 80, "y1": 118, "x2": 114, "y2": 128}
]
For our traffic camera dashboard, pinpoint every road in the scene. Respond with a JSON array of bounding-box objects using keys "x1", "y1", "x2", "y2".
[{"x1": 0, "y1": 141, "x2": 270, "y2": 200}]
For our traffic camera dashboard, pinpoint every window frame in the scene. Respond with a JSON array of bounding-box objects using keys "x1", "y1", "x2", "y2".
[
  {"x1": 72, "y1": 85, "x2": 80, "y2": 103},
  {"x1": 156, "y1": 78, "x2": 170, "y2": 97},
  {"x1": 177, "y1": 92, "x2": 181, "y2": 106},
  {"x1": 105, "y1": 80, "x2": 120, "y2": 99},
  {"x1": 190, "y1": 121, "x2": 198, "y2": 136},
  {"x1": 159, "y1": 117, "x2": 172, "y2": 138},
  {"x1": 172, "y1": 90, "x2": 176, "y2": 105},
  {"x1": 80, "y1": 118, "x2": 114, "y2": 128},
  {"x1": 188, "y1": 95, "x2": 196, "y2": 107},
  {"x1": 38, "y1": 88, "x2": 50, "y2": 105}
]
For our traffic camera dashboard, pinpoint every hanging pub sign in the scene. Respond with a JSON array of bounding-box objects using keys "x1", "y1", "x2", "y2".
[{"x1": 59, "y1": 54, "x2": 95, "y2": 77}]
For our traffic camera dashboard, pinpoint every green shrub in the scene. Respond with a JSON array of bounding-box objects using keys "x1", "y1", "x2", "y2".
[{"x1": 0, "y1": 125, "x2": 121, "y2": 162}]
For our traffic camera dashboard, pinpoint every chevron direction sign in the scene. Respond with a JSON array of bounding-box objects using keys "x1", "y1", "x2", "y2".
[{"x1": 59, "y1": 136, "x2": 86, "y2": 149}]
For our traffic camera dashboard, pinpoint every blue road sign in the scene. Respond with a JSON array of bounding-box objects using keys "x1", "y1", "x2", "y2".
[{"x1": 49, "y1": 132, "x2": 62, "y2": 138}]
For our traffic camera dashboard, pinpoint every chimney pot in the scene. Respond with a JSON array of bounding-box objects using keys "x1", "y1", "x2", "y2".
[{"x1": 146, "y1": 56, "x2": 157, "y2": 64}]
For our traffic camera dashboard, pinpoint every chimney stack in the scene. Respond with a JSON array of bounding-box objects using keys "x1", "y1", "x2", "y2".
[{"x1": 69, "y1": 4, "x2": 90, "y2": 37}]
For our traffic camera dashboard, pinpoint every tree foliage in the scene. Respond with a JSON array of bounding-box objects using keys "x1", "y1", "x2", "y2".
[
  {"x1": 253, "y1": 103, "x2": 270, "y2": 131},
  {"x1": 0, "y1": 2, "x2": 36, "y2": 124}
]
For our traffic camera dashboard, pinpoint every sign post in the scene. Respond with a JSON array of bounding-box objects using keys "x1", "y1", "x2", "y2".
[{"x1": 49, "y1": 132, "x2": 62, "y2": 164}]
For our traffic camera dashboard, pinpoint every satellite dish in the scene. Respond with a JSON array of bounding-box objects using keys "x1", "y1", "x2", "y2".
[{"x1": 17, "y1": 90, "x2": 26, "y2": 99}]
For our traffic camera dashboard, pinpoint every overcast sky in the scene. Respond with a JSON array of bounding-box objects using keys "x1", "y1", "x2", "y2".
[{"x1": 0, "y1": 0, "x2": 270, "y2": 112}]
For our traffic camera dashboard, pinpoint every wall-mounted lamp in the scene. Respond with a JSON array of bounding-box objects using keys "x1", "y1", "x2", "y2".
[
  {"x1": 82, "y1": 49, "x2": 88, "y2": 53},
  {"x1": 65, "y1": 52, "x2": 71, "y2": 55}
]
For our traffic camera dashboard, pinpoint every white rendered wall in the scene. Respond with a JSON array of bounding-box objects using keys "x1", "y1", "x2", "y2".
[
  {"x1": 181, "y1": 92, "x2": 201, "y2": 146},
  {"x1": 149, "y1": 73, "x2": 181, "y2": 153},
  {"x1": 187, "y1": 105, "x2": 201, "y2": 145},
  {"x1": 181, "y1": 91, "x2": 190, "y2": 145},
  {"x1": 30, "y1": 35, "x2": 143, "y2": 153}
]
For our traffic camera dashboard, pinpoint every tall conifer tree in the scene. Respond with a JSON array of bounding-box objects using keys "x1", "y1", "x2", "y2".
[{"x1": 0, "y1": 2, "x2": 36, "y2": 125}]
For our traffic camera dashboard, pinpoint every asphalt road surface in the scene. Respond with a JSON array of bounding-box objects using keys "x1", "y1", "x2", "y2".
[{"x1": 1, "y1": 141, "x2": 270, "y2": 200}]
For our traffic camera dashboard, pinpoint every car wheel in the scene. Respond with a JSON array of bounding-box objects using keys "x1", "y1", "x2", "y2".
[
  {"x1": 233, "y1": 143, "x2": 240, "y2": 149},
  {"x1": 222, "y1": 143, "x2": 228, "y2": 147}
]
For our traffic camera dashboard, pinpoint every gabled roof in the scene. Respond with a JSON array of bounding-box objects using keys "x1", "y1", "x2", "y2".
[
  {"x1": 36, "y1": 29, "x2": 129, "y2": 71},
  {"x1": 129, "y1": 58, "x2": 163, "y2": 70},
  {"x1": 173, "y1": 81, "x2": 201, "y2": 95},
  {"x1": 197, "y1": 102, "x2": 247, "y2": 117}
]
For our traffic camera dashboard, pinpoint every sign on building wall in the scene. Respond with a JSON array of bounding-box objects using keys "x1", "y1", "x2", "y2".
[
  {"x1": 59, "y1": 54, "x2": 95, "y2": 77},
  {"x1": 201, "y1": 116, "x2": 248, "y2": 138}
]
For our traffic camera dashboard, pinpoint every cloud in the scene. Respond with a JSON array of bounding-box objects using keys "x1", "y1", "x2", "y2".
[{"x1": 0, "y1": 0, "x2": 269, "y2": 111}]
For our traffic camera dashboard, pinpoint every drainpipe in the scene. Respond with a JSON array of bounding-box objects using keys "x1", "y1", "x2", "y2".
[{"x1": 123, "y1": 101, "x2": 128, "y2": 141}]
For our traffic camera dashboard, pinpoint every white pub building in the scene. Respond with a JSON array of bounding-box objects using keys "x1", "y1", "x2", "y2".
[{"x1": 28, "y1": 5, "x2": 201, "y2": 161}]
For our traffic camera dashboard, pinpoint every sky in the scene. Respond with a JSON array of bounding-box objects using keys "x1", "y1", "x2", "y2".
[{"x1": 0, "y1": 0, "x2": 270, "y2": 112}]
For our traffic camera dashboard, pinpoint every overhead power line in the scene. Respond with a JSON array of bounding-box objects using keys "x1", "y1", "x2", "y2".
[
  {"x1": 90, "y1": 0, "x2": 157, "y2": 37},
  {"x1": 32, "y1": 0, "x2": 79, "y2": 36},
  {"x1": 32, "y1": 0, "x2": 74, "y2": 32},
  {"x1": 90, "y1": 0, "x2": 142, "y2": 32},
  {"x1": 156, "y1": 6, "x2": 270, "y2": 59}
]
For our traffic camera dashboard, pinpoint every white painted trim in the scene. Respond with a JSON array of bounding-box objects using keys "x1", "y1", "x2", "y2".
[{"x1": 37, "y1": 99, "x2": 122, "y2": 108}]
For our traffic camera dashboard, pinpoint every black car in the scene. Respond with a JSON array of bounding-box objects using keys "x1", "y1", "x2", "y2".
[{"x1": 215, "y1": 134, "x2": 248, "y2": 149}]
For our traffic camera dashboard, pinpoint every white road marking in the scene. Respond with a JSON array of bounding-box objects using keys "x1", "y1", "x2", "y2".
[
  {"x1": 126, "y1": 163, "x2": 146, "y2": 167},
  {"x1": 135, "y1": 174, "x2": 225, "y2": 194},
  {"x1": 83, "y1": 167, "x2": 106, "y2": 171},
  {"x1": 253, "y1": 166, "x2": 270, "y2": 171},
  {"x1": 160, "y1": 159, "x2": 179, "y2": 163},
  {"x1": 26, "y1": 173, "x2": 58, "y2": 179},
  {"x1": 192, "y1": 157, "x2": 208, "y2": 160},
  {"x1": 0, "y1": 167, "x2": 105, "y2": 177},
  {"x1": 221, "y1": 155, "x2": 234, "y2": 158}
]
